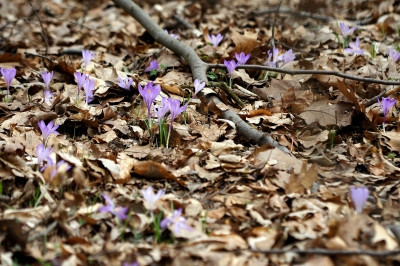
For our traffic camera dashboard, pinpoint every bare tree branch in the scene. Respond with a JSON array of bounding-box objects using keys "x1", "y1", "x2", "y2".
[{"x1": 111, "y1": 0, "x2": 290, "y2": 153}]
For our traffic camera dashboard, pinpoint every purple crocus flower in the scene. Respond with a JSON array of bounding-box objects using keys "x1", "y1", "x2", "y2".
[
  {"x1": 99, "y1": 193, "x2": 129, "y2": 220},
  {"x1": 193, "y1": 79, "x2": 205, "y2": 97},
  {"x1": 141, "y1": 186, "x2": 165, "y2": 211},
  {"x1": 36, "y1": 143, "x2": 53, "y2": 170},
  {"x1": 350, "y1": 187, "x2": 369, "y2": 214},
  {"x1": 164, "y1": 29, "x2": 179, "y2": 39},
  {"x1": 266, "y1": 48, "x2": 280, "y2": 67},
  {"x1": 117, "y1": 76, "x2": 133, "y2": 90},
  {"x1": 235, "y1": 52, "x2": 251, "y2": 65},
  {"x1": 38, "y1": 120, "x2": 59, "y2": 143},
  {"x1": 83, "y1": 77, "x2": 95, "y2": 104},
  {"x1": 339, "y1": 22, "x2": 357, "y2": 37},
  {"x1": 345, "y1": 38, "x2": 363, "y2": 55},
  {"x1": 42, "y1": 71, "x2": 54, "y2": 90},
  {"x1": 224, "y1": 60, "x2": 238, "y2": 79},
  {"x1": 74, "y1": 72, "x2": 87, "y2": 98},
  {"x1": 160, "y1": 208, "x2": 193, "y2": 234},
  {"x1": 378, "y1": 97, "x2": 396, "y2": 132},
  {"x1": 279, "y1": 49, "x2": 295, "y2": 67},
  {"x1": 47, "y1": 159, "x2": 71, "y2": 180},
  {"x1": 207, "y1": 33, "x2": 223, "y2": 50},
  {"x1": 166, "y1": 98, "x2": 187, "y2": 148},
  {"x1": 138, "y1": 82, "x2": 161, "y2": 128},
  {"x1": 145, "y1": 59, "x2": 159, "y2": 73},
  {"x1": 1, "y1": 67, "x2": 16, "y2": 98},
  {"x1": 122, "y1": 262, "x2": 139, "y2": 266},
  {"x1": 389, "y1": 48, "x2": 400, "y2": 62},
  {"x1": 82, "y1": 50, "x2": 94, "y2": 71},
  {"x1": 154, "y1": 97, "x2": 170, "y2": 125},
  {"x1": 42, "y1": 90, "x2": 54, "y2": 105}
]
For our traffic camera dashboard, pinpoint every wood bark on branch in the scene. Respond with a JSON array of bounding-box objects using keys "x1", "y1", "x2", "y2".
[{"x1": 111, "y1": 0, "x2": 290, "y2": 153}]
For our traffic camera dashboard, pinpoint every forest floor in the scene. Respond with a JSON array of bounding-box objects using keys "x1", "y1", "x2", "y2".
[{"x1": 1, "y1": 0, "x2": 400, "y2": 265}]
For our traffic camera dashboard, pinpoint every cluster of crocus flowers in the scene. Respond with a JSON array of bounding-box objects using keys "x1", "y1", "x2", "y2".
[
  {"x1": 41, "y1": 70, "x2": 54, "y2": 105},
  {"x1": 160, "y1": 208, "x2": 193, "y2": 234},
  {"x1": 0, "y1": 67, "x2": 16, "y2": 100},
  {"x1": 36, "y1": 120, "x2": 71, "y2": 180},
  {"x1": 265, "y1": 48, "x2": 295, "y2": 68},
  {"x1": 222, "y1": 52, "x2": 251, "y2": 88},
  {"x1": 99, "y1": 193, "x2": 129, "y2": 220},
  {"x1": 378, "y1": 97, "x2": 396, "y2": 132},
  {"x1": 350, "y1": 186, "x2": 369, "y2": 214},
  {"x1": 73, "y1": 71, "x2": 95, "y2": 104}
]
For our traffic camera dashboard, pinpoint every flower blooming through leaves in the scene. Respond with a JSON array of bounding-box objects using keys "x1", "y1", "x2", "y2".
[
  {"x1": 1, "y1": 67, "x2": 16, "y2": 98},
  {"x1": 339, "y1": 22, "x2": 357, "y2": 37},
  {"x1": 389, "y1": 48, "x2": 400, "y2": 62},
  {"x1": 47, "y1": 159, "x2": 71, "y2": 181},
  {"x1": 117, "y1": 76, "x2": 133, "y2": 90},
  {"x1": 154, "y1": 97, "x2": 170, "y2": 125},
  {"x1": 36, "y1": 143, "x2": 53, "y2": 171},
  {"x1": 82, "y1": 50, "x2": 94, "y2": 72},
  {"x1": 122, "y1": 262, "x2": 138, "y2": 266},
  {"x1": 224, "y1": 60, "x2": 238, "y2": 79},
  {"x1": 345, "y1": 38, "x2": 363, "y2": 55},
  {"x1": 99, "y1": 193, "x2": 129, "y2": 220},
  {"x1": 145, "y1": 59, "x2": 160, "y2": 73},
  {"x1": 235, "y1": 52, "x2": 251, "y2": 65},
  {"x1": 138, "y1": 82, "x2": 161, "y2": 130},
  {"x1": 42, "y1": 70, "x2": 53, "y2": 90},
  {"x1": 266, "y1": 48, "x2": 280, "y2": 67},
  {"x1": 207, "y1": 33, "x2": 223, "y2": 50},
  {"x1": 279, "y1": 49, "x2": 295, "y2": 67},
  {"x1": 378, "y1": 97, "x2": 396, "y2": 132},
  {"x1": 42, "y1": 90, "x2": 54, "y2": 105},
  {"x1": 166, "y1": 98, "x2": 187, "y2": 148},
  {"x1": 83, "y1": 77, "x2": 95, "y2": 104},
  {"x1": 160, "y1": 208, "x2": 193, "y2": 234},
  {"x1": 193, "y1": 79, "x2": 205, "y2": 97},
  {"x1": 350, "y1": 186, "x2": 369, "y2": 214},
  {"x1": 141, "y1": 186, "x2": 165, "y2": 212},
  {"x1": 38, "y1": 120, "x2": 59, "y2": 144},
  {"x1": 74, "y1": 72, "x2": 87, "y2": 98}
]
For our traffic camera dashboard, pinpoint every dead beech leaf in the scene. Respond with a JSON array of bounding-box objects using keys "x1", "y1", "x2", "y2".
[
  {"x1": 231, "y1": 29, "x2": 259, "y2": 54},
  {"x1": 133, "y1": 161, "x2": 181, "y2": 184}
]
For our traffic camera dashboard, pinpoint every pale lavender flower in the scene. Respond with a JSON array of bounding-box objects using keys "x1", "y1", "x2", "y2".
[
  {"x1": 83, "y1": 77, "x2": 95, "y2": 104},
  {"x1": 118, "y1": 76, "x2": 133, "y2": 90},
  {"x1": 74, "y1": 72, "x2": 87, "y2": 97},
  {"x1": 224, "y1": 60, "x2": 238, "y2": 78},
  {"x1": 378, "y1": 97, "x2": 396, "y2": 132},
  {"x1": 82, "y1": 50, "x2": 94, "y2": 71},
  {"x1": 138, "y1": 82, "x2": 161, "y2": 127},
  {"x1": 160, "y1": 208, "x2": 193, "y2": 234},
  {"x1": 122, "y1": 262, "x2": 138, "y2": 266},
  {"x1": 350, "y1": 187, "x2": 369, "y2": 214},
  {"x1": 42, "y1": 89, "x2": 54, "y2": 105},
  {"x1": 1, "y1": 67, "x2": 16, "y2": 97},
  {"x1": 141, "y1": 186, "x2": 165, "y2": 211},
  {"x1": 279, "y1": 49, "x2": 295, "y2": 67},
  {"x1": 145, "y1": 59, "x2": 159, "y2": 73},
  {"x1": 345, "y1": 38, "x2": 363, "y2": 55},
  {"x1": 99, "y1": 193, "x2": 128, "y2": 220},
  {"x1": 389, "y1": 48, "x2": 400, "y2": 62},
  {"x1": 42, "y1": 70, "x2": 54, "y2": 90},
  {"x1": 207, "y1": 33, "x2": 223, "y2": 50},
  {"x1": 166, "y1": 98, "x2": 187, "y2": 148},
  {"x1": 36, "y1": 143, "x2": 53, "y2": 171},
  {"x1": 164, "y1": 29, "x2": 179, "y2": 39},
  {"x1": 154, "y1": 97, "x2": 169, "y2": 125},
  {"x1": 235, "y1": 52, "x2": 251, "y2": 65},
  {"x1": 38, "y1": 120, "x2": 59, "y2": 143},
  {"x1": 339, "y1": 22, "x2": 357, "y2": 37},
  {"x1": 47, "y1": 160, "x2": 71, "y2": 180},
  {"x1": 193, "y1": 79, "x2": 205, "y2": 97},
  {"x1": 266, "y1": 48, "x2": 280, "y2": 67}
]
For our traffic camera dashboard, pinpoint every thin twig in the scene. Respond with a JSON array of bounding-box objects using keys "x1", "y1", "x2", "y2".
[
  {"x1": 269, "y1": 0, "x2": 283, "y2": 50},
  {"x1": 207, "y1": 63, "x2": 400, "y2": 86},
  {"x1": 29, "y1": 2, "x2": 49, "y2": 56},
  {"x1": 364, "y1": 86, "x2": 400, "y2": 107},
  {"x1": 28, "y1": 220, "x2": 58, "y2": 242},
  {"x1": 172, "y1": 14, "x2": 193, "y2": 29}
]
